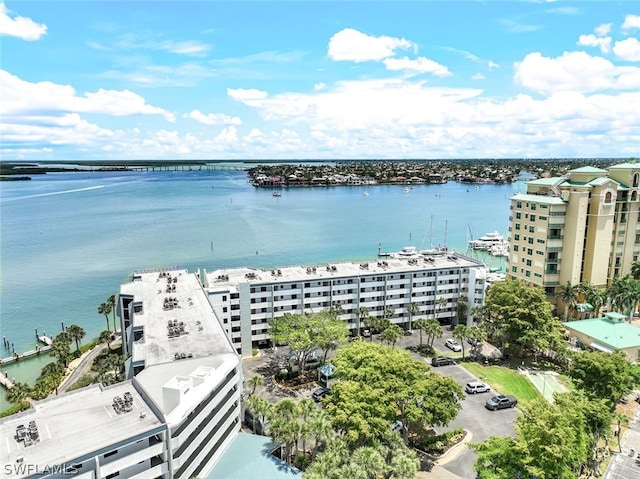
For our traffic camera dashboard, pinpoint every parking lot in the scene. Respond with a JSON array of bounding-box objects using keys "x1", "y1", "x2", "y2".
[
  {"x1": 429, "y1": 361, "x2": 518, "y2": 478},
  {"x1": 242, "y1": 327, "x2": 518, "y2": 479}
]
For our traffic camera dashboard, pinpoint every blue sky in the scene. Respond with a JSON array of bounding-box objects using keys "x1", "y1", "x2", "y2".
[{"x1": 2, "y1": 1, "x2": 640, "y2": 161}]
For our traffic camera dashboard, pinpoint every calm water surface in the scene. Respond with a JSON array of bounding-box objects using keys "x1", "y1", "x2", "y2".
[{"x1": 0, "y1": 170, "x2": 517, "y2": 408}]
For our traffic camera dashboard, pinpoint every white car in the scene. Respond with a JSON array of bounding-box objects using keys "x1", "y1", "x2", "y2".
[
  {"x1": 445, "y1": 338, "x2": 462, "y2": 352},
  {"x1": 465, "y1": 381, "x2": 490, "y2": 394}
]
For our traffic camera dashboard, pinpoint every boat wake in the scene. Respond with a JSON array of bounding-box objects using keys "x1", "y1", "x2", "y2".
[{"x1": 2, "y1": 185, "x2": 106, "y2": 202}]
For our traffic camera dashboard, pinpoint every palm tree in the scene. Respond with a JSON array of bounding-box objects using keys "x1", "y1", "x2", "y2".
[
  {"x1": 246, "y1": 395, "x2": 271, "y2": 435},
  {"x1": 66, "y1": 324, "x2": 86, "y2": 354},
  {"x1": 363, "y1": 315, "x2": 376, "y2": 342},
  {"x1": 41, "y1": 361, "x2": 65, "y2": 395},
  {"x1": 330, "y1": 302, "x2": 344, "y2": 318},
  {"x1": 309, "y1": 410, "x2": 333, "y2": 460},
  {"x1": 555, "y1": 281, "x2": 579, "y2": 320},
  {"x1": 384, "y1": 305, "x2": 395, "y2": 323},
  {"x1": 424, "y1": 318, "x2": 443, "y2": 347},
  {"x1": 413, "y1": 318, "x2": 429, "y2": 347},
  {"x1": 351, "y1": 446, "x2": 386, "y2": 479},
  {"x1": 99, "y1": 330, "x2": 113, "y2": 352},
  {"x1": 631, "y1": 261, "x2": 640, "y2": 280},
  {"x1": 608, "y1": 276, "x2": 640, "y2": 321},
  {"x1": 357, "y1": 306, "x2": 369, "y2": 336},
  {"x1": 298, "y1": 398, "x2": 316, "y2": 454},
  {"x1": 108, "y1": 294, "x2": 117, "y2": 333},
  {"x1": 247, "y1": 375, "x2": 265, "y2": 397},
  {"x1": 452, "y1": 324, "x2": 469, "y2": 359},
  {"x1": 50, "y1": 334, "x2": 71, "y2": 367},
  {"x1": 407, "y1": 302, "x2": 420, "y2": 332},
  {"x1": 380, "y1": 324, "x2": 403, "y2": 347},
  {"x1": 6, "y1": 381, "x2": 31, "y2": 405},
  {"x1": 435, "y1": 296, "x2": 447, "y2": 322},
  {"x1": 98, "y1": 302, "x2": 112, "y2": 332}
]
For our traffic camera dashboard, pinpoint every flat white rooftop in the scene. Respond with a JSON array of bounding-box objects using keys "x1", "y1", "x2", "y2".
[
  {"x1": 134, "y1": 355, "x2": 239, "y2": 424},
  {"x1": 121, "y1": 269, "x2": 235, "y2": 366},
  {"x1": 205, "y1": 252, "x2": 484, "y2": 289},
  {"x1": 0, "y1": 382, "x2": 163, "y2": 476}
]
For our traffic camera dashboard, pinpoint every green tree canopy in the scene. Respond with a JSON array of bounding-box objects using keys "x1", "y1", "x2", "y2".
[
  {"x1": 326, "y1": 341, "x2": 463, "y2": 447},
  {"x1": 473, "y1": 391, "x2": 614, "y2": 479},
  {"x1": 485, "y1": 278, "x2": 564, "y2": 356},
  {"x1": 567, "y1": 350, "x2": 639, "y2": 408}
]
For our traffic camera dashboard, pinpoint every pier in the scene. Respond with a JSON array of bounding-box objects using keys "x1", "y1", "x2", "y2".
[
  {"x1": 0, "y1": 333, "x2": 53, "y2": 369},
  {"x1": 0, "y1": 373, "x2": 15, "y2": 390}
]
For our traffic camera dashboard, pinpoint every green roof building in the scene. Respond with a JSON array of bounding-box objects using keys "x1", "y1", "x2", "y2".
[{"x1": 563, "y1": 312, "x2": 640, "y2": 362}]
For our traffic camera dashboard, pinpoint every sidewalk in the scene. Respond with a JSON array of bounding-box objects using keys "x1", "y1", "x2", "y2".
[{"x1": 603, "y1": 392, "x2": 640, "y2": 479}]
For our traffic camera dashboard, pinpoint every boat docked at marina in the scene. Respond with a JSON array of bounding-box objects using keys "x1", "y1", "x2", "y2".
[{"x1": 469, "y1": 230, "x2": 505, "y2": 250}]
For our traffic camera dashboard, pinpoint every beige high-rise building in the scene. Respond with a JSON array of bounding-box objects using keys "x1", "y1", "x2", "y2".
[{"x1": 508, "y1": 162, "x2": 640, "y2": 296}]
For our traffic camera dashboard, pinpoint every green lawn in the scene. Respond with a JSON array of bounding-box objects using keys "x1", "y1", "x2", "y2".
[{"x1": 461, "y1": 362, "x2": 541, "y2": 408}]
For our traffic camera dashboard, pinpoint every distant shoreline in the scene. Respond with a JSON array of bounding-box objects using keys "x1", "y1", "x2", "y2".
[{"x1": 0, "y1": 158, "x2": 624, "y2": 185}]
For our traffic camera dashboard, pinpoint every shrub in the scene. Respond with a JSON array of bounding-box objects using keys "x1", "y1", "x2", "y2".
[{"x1": 414, "y1": 428, "x2": 465, "y2": 455}]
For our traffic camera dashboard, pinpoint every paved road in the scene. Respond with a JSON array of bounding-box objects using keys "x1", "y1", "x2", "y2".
[
  {"x1": 58, "y1": 343, "x2": 107, "y2": 394},
  {"x1": 430, "y1": 361, "x2": 518, "y2": 479}
]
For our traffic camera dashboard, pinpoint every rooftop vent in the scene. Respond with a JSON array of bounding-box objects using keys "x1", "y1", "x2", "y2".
[{"x1": 113, "y1": 395, "x2": 133, "y2": 414}]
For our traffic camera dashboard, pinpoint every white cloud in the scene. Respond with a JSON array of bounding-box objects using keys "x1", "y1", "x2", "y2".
[
  {"x1": 472, "y1": 73, "x2": 485, "y2": 80},
  {"x1": 314, "y1": 83, "x2": 326, "y2": 91},
  {"x1": 595, "y1": 23, "x2": 612, "y2": 36},
  {"x1": 514, "y1": 51, "x2": 640, "y2": 94},
  {"x1": 227, "y1": 88, "x2": 268, "y2": 102},
  {"x1": 327, "y1": 28, "x2": 414, "y2": 62},
  {"x1": 1, "y1": 70, "x2": 175, "y2": 120},
  {"x1": 0, "y1": 2, "x2": 47, "y2": 40},
  {"x1": 488, "y1": 61, "x2": 499, "y2": 69},
  {"x1": 383, "y1": 56, "x2": 451, "y2": 77},
  {"x1": 578, "y1": 34, "x2": 611, "y2": 54},
  {"x1": 83, "y1": 89, "x2": 176, "y2": 121},
  {"x1": 155, "y1": 40, "x2": 210, "y2": 56},
  {"x1": 97, "y1": 62, "x2": 217, "y2": 88},
  {"x1": 185, "y1": 109, "x2": 242, "y2": 126},
  {"x1": 0, "y1": 69, "x2": 176, "y2": 152},
  {"x1": 622, "y1": 14, "x2": 640, "y2": 31},
  {"x1": 613, "y1": 37, "x2": 640, "y2": 62}
]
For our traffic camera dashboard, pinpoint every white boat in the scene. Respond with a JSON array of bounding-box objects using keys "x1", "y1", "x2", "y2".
[
  {"x1": 363, "y1": 191, "x2": 369, "y2": 196},
  {"x1": 469, "y1": 231, "x2": 505, "y2": 250},
  {"x1": 390, "y1": 246, "x2": 418, "y2": 258},
  {"x1": 403, "y1": 187, "x2": 410, "y2": 194},
  {"x1": 272, "y1": 191, "x2": 282, "y2": 197}
]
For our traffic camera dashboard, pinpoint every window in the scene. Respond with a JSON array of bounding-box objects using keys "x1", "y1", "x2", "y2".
[{"x1": 604, "y1": 191, "x2": 613, "y2": 204}]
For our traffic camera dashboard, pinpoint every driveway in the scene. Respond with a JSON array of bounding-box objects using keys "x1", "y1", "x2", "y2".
[{"x1": 430, "y1": 362, "x2": 518, "y2": 479}]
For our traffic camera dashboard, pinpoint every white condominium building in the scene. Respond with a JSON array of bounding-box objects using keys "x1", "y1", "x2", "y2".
[
  {"x1": 0, "y1": 268, "x2": 244, "y2": 479},
  {"x1": 508, "y1": 162, "x2": 640, "y2": 295},
  {"x1": 202, "y1": 252, "x2": 487, "y2": 357}
]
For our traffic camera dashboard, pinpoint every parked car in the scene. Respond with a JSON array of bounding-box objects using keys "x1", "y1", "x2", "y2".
[
  {"x1": 362, "y1": 328, "x2": 371, "y2": 338},
  {"x1": 445, "y1": 338, "x2": 462, "y2": 352},
  {"x1": 312, "y1": 387, "x2": 331, "y2": 402},
  {"x1": 244, "y1": 407, "x2": 270, "y2": 435},
  {"x1": 465, "y1": 381, "x2": 491, "y2": 394},
  {"x1": 467, "y1": 337, "x2": 481, "y2": 347},
  {"x1": 485, "y1": 394, "x2": 517, "y2": 410},
  {"x1": 431, "y1": 356, "x2": 456, "y2": 367}
]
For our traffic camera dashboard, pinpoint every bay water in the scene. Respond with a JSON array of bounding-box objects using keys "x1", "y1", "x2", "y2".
[{"x1": 0, "y1": 169, "x2": 518, "y2": 409}]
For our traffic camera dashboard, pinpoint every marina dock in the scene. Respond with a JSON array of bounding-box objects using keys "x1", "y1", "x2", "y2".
[
  {"x1": 0, "y1": 335, "x2": 53, "y2": 369},
  {"x1": 0, "y1": 374, "x2": 15, "y2": 390}
]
